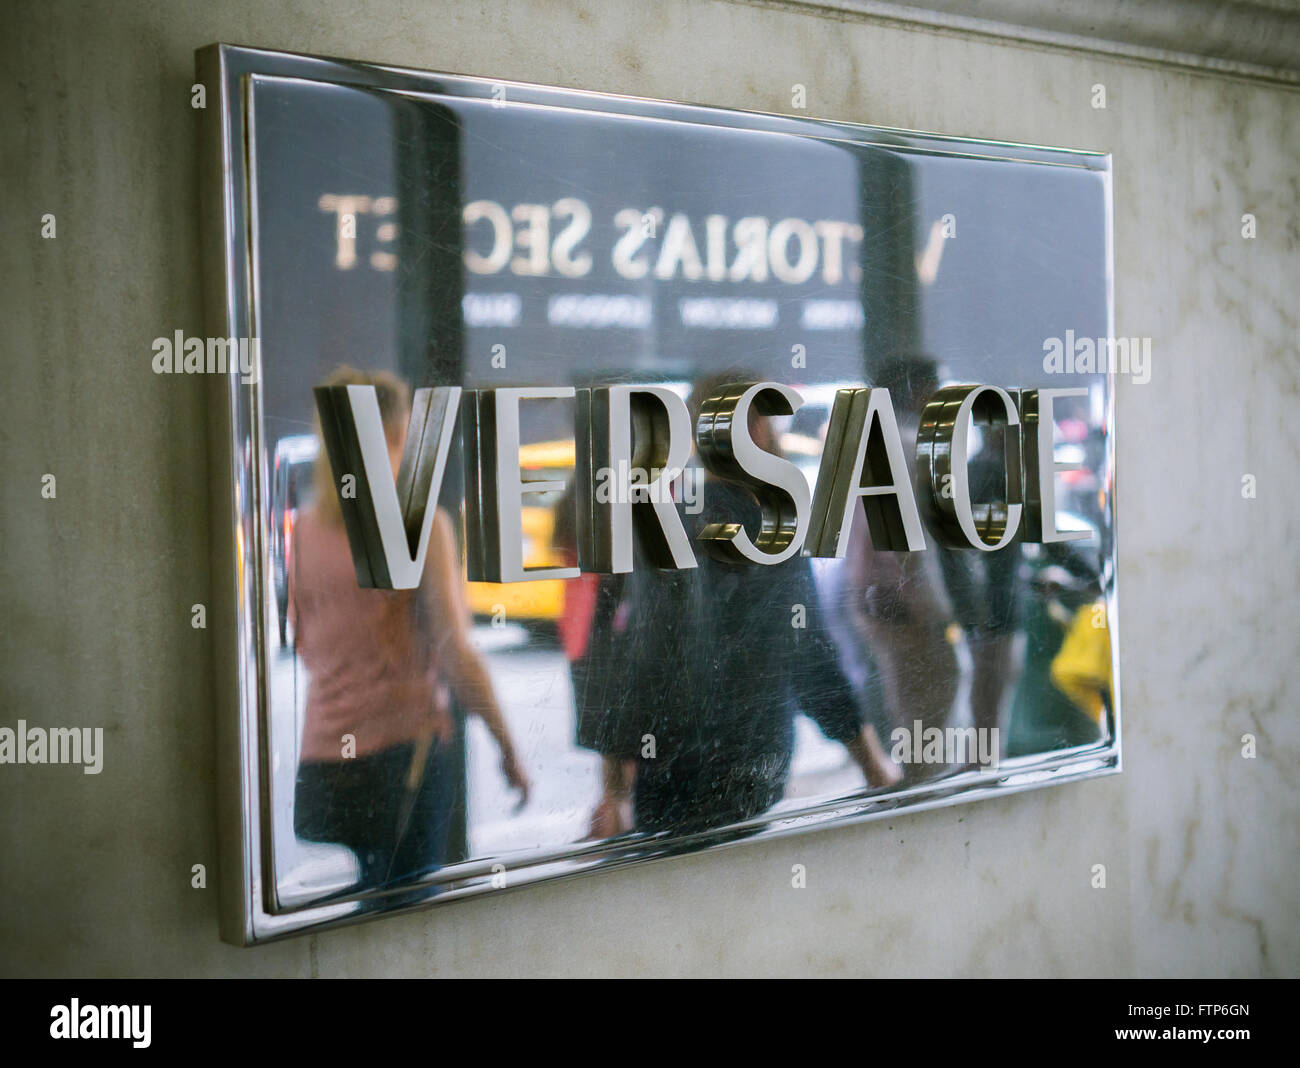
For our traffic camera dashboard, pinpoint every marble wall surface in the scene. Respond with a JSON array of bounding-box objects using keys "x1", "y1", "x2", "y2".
[{"x1": 1, "y1": 0, "x2": 1296, "y2": 976}]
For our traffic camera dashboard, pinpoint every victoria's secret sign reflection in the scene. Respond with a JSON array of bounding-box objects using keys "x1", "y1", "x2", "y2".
[{"x1": 318, "y1": 193, "x2": 866, "y2": 285}]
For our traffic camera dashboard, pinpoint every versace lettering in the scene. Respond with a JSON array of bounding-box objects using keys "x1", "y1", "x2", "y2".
[{"x1": 315, "y1": 380, "x2": 1077, "y2": 590}]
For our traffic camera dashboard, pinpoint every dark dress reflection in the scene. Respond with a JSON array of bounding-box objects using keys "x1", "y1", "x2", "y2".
[
  {"x1": 571, "y1": 397, "x2": 900, "y2": 837},
  {"x1": 628, "y1": 482, "x2": 870, "y2": 832}
]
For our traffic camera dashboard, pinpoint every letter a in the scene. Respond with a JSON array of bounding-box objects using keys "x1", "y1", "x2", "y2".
[{"x1": 805, "y1": 387, "x2": 926, "y2": 556}]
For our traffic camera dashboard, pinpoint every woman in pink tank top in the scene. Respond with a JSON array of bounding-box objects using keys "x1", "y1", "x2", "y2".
[{"x1": 290, "y1": 367, "x2": 529, "y2": 894}]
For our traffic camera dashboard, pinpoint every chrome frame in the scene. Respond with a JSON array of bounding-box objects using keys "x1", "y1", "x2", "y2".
[{"x1": 196, "y1": 42, "x2": 1120, "y2": 945}]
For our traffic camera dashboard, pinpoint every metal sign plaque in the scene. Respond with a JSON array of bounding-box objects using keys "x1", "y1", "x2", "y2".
[{"x1": 197, "y1": 44, "x2": 1119, "y2": 944}]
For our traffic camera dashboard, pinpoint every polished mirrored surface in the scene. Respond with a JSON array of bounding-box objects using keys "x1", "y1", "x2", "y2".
[{"x1": 203, "y1": 45, "x2": 1118, "y2": 939}]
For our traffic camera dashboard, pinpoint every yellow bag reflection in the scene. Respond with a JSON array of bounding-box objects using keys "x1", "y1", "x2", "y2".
[{"x1": 1050, "y1": 601, "x2": 1112, "y2": 725}]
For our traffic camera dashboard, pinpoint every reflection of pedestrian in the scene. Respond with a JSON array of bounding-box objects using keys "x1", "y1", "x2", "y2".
[
  {"x1": 1050, "y1": 599, "x2": 1112, "y2": 727},
  {"x1": 633, "y1": 479, "x2": 898, "y2": 835},
  {"x1": 290, "y1": 367, "x2": 528, "y2": 893},
  {"x1": 814, "y1": 547, "x2": 892, "y2": 750},
  {"x1": 844, "y1": 357, "x2": 960, "y2": 777},
  {"x1": 935, "y1": 437, "x2": 1024, "y2": 761},
  {"x1": 581, "y1": 383, "x2": 900, "y2": 838},
  {"x1": 842, "y1": 499, "x2": 960, "y2": 771},
  {"x1": 552, "y1": 491, "x2": 637, "y2": 838}
]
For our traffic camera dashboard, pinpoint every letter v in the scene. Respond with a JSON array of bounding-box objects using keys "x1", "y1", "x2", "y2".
[{"x1": 313, "y1": 384, "x2": 462, "y2": 589}]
